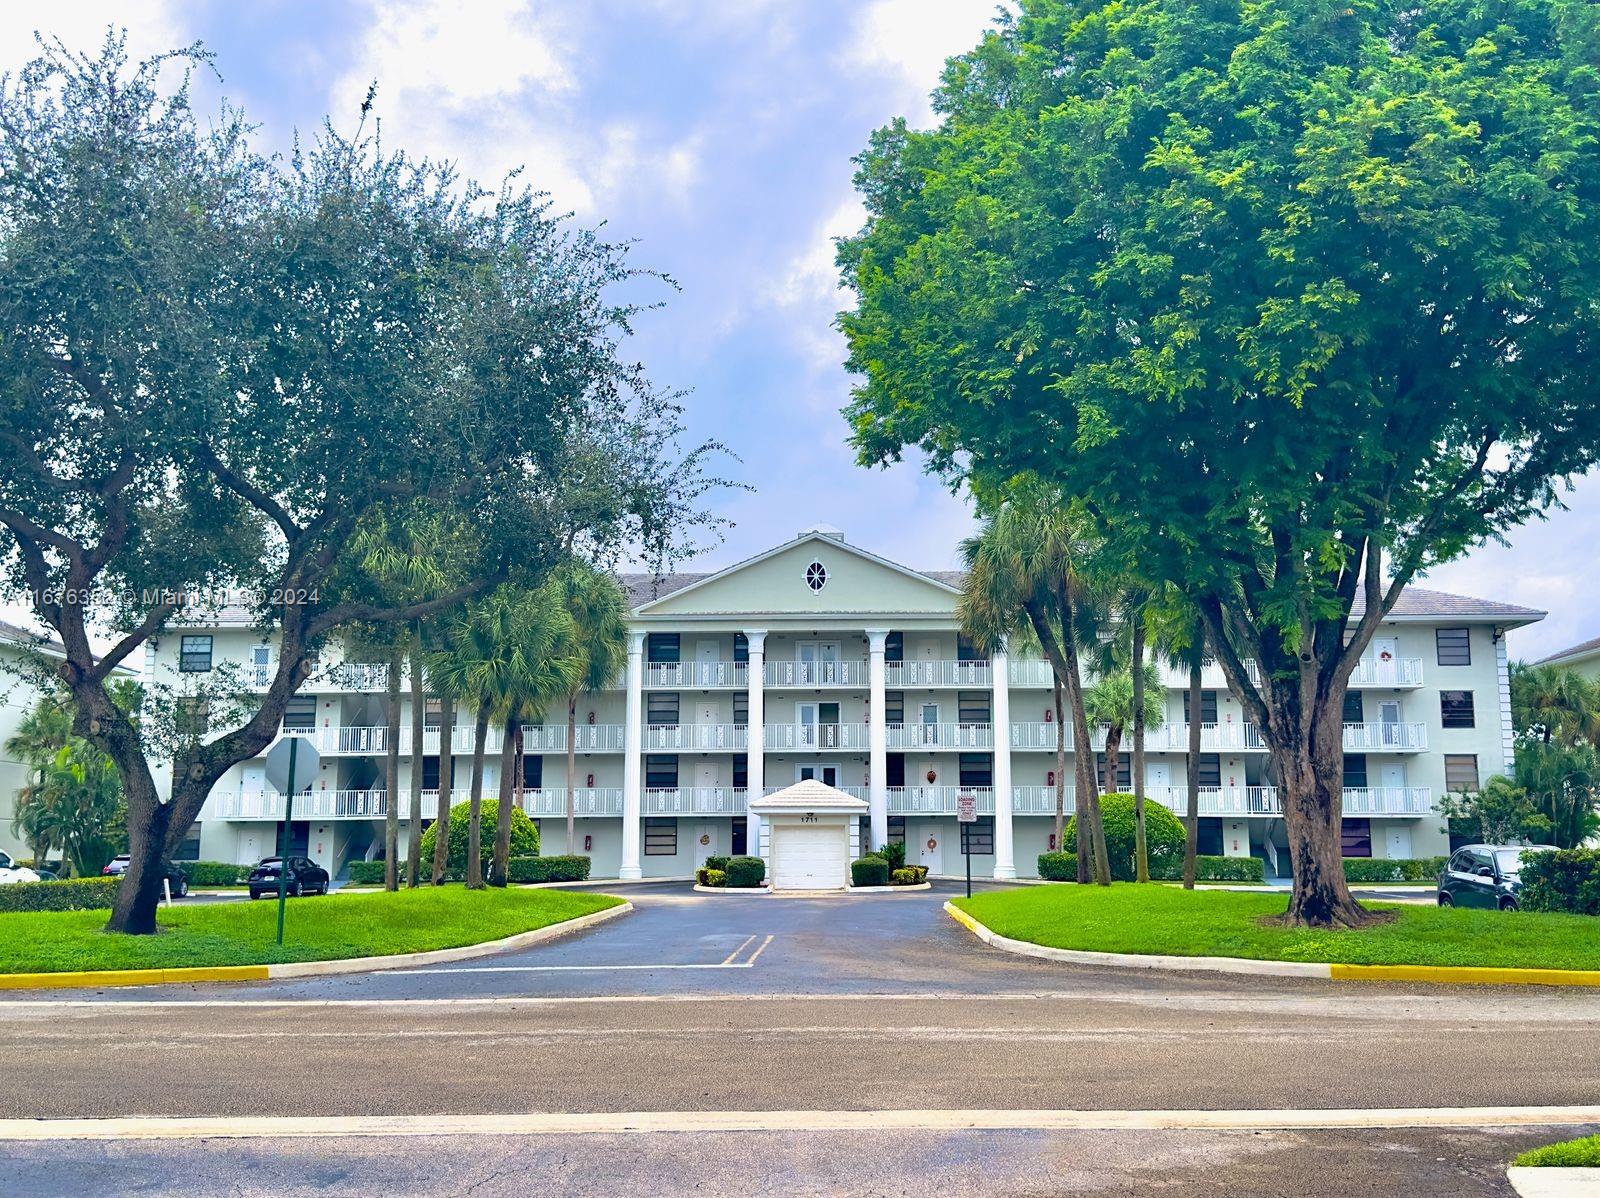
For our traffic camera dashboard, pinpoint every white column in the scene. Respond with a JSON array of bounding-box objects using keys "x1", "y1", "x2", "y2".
[
  {"x1": 620, "y1": 630, "x2": 645, "y2": 880},
  {"x1": 744, "y1": 630, "x2": 767, "y2": 861},
  {"x1": 991, "y1": 644, "x2": 1016, "y2": 879},
  {"x1": 866, "y1": 628, "x2": 890, "y2": 850}
]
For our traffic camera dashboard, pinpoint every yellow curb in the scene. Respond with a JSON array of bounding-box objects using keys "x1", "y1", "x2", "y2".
[
  {"x1": 0, "y1": 965, "x2": 269, "y2": 991},
  {"x1": 1330, "y1": 963, "x2": 1600, "y2": 988}
]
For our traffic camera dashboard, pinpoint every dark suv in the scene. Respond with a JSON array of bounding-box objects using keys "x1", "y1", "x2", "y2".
[
  {"x1": 1437, "y1": 844, "x2": 1555, "y2": 910},
  {"x1": 102, "y1": 855, "x2": 189, "y2": 897},
  {"x1": 248, "y1": 856, "x2": 330, "y2": 899}
]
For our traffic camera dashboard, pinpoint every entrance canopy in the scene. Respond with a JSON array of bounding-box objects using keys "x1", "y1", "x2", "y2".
[{"x1": 748, "y1": 780, "x2": 868, "y2": 891}]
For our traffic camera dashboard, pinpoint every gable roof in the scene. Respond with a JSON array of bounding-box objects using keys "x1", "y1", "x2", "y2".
[
  {"x1": 747, "y1": 778, "x2": 869, "y2": 812},
  {"x1": 1534, "y1": 634, "x2": 1600, "y2": 667},
  {"x1": 0, "y1": 618, "x2": 65, "y2": 656},
  {"x1": 1350, "y1": 586, "x2": 1544, "y2": 626}
]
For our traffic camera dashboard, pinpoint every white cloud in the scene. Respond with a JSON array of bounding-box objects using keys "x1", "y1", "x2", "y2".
[
  {"x1": 0, "y1": 4, "x2": 185, "y2": 73},
  {"x1": 844, "y1": 0, "x2": 999, "y2": 124}
]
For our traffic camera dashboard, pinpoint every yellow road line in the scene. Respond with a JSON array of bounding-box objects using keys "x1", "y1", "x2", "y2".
[
  {"x1": 720, "y1": 935, "x2": 756, "y2": 965},
  {"x1": 744, "y1": 934, "x2": 776, "y2": 965},
  {"x1": 1329, "y1": 963, "x2": 1600, "y2": 988},
  {"x1": 0, "y1": 965, "x2": 270, "y2": 991}
]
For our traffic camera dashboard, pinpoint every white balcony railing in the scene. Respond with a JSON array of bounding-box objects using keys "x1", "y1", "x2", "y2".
[
  {"x1": 516, "y1": 788, "x2": 625, "y2": 817},
  {"x1": 762, "y1": 660, "x2": 870, "y2": 687},
  {"x1": 887, "y1": 786, "x2": 995, "y2": 815},
  {"x1": 1342, "y1": 721, "x2": 1428, "y2": 752},
  {"x1": 1009, "y1": 659, "x2": 1263, "y2": 690},
  {"x1": 1002, "y1": 785, "x2": 1434, "y2": 819},
  {"x1": 1007, "y1": 721, "x2": 1267, "y2": 752},
  {"x1": 885, "y1": 722, "x2": 994, "y2": 750},
  {"x1": 642, "y1": 787, "x2": 749, "y2": 815},
  {"x1": 762, "y1": 722, "x2": 871, "y2": 750},
  {"x1": 761, "y1": 784, "x2": 869, "y2": 800},
  {"x1": 1349, "y1": 657, "x2": 1425, "y2": 688},
  {"x1": 641, "y1": 723, "x2": 747, "y2": 752},
  {"x1": 884, "y1": 659, "x2": 993, "y2": 688},
  {"x1": 644, "y1": 661, "x2": 748, "y2": 688}
]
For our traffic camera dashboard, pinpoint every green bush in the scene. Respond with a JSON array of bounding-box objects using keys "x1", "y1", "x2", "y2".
[
  {"x1": 1341, "y1": 856, "x2": 1449, "y2": 883},
  {"x1": 1519, "y1": 848, "x2": 1600, "y2": 915},
  {"x1": 724, "y1": 856, "x2": 766, "y2": 888},
  {"x1": 0, "y1": 876, "x2": 122, "y2": 913},
  {"x1": 908, "y1": 865, "x2": 928, "y2": 882},
  {"x1": 506, "y1": 855, "x2": 590, "y2": 884},
  {"x1": 1037, "y1": 851, "x2": 1077, "y2": 881},
  {"x1": 701, "y1": 868, "x2": 727, "y2": 887},
  {"x1": 875, "y1": 842, "x2": 908, "y2": 870},
  {"x1": 184, "y1": 861, "x2": 252, "y2": 886},
  {"x1": 889, "y1": 867, "x2": 921, "y2": 886},
  {"x1": 1150, "y1": 855, "x2": 1267, "y2": 883},
  {"x1": 851, "y1": 856, "x2": 890, "y2": 887},
  {"x1": 702, "y1": 855, "x2": 729, "y2": 872},
  {"x1": 1063, "y1": 794, "x2": 1187, "y2": 881},
  {"x1": 417, "y1": 800, "x2": 539, "y2": 873},
  {"x1": 346, "y1": 860, "x2": 385, "y2": 885}
]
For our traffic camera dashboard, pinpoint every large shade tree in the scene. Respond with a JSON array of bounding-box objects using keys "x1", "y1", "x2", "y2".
[
  {"x1": 839, "y1": 0, "x2": 1600, "y2": 925},
  {"x1": 0, "y1": 38, "x2": 723, "y2": 932}
]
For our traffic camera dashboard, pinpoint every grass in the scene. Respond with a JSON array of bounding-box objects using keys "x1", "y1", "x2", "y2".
[
  {"x1": 954, "y1": 883, "x2": 1600, "y2": 971},
  {"x1": 0, "y1": 885, "x2": 622, "y2": 974},
  {"x1": 1514, "y1": 1135, "x2": 1600, "y2": 1167}
]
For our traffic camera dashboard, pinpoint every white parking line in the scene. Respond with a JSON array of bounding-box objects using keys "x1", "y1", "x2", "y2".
[{"x1": 389, "y1": 934, "x2": 777, "y2": 974}]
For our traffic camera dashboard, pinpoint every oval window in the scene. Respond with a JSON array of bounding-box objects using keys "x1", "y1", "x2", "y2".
[{"x1": 804, "y1": 561, "x2": 828, "y2": 592}]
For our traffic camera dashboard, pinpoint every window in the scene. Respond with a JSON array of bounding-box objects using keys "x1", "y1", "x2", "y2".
[
  {"x1": 1182, "y1": 690, "x2": 1219, "y2": 724},
  {"x1": 960, "y1": 817, "x2": 995, "y2": 855},
  {"x1": 644, "y1": 818, "x2": 678, "y2": 856},
  {"x1": 1444, "y1": 754, "x2": 1480, "y2": 793},
  {"x1": 884, "y1": 690, "x2": 904, "y2": 724},
  {"x1": 732, "y1": 754, "x2": 747, "y2": 789},
  {"x1": 733, "y1": 632, "x2": 748, "y2": 664},
  {"x1": 647, "y1": 692, "x2": 679, "y2": 726},
  {"x1": 1342, "y1": 753, "x2": 1368, "y2": 789},
  {"x1": 521, "y1": 753, "x2": 542, "y2": 788},
  {"x1": 958, "y1": 753, "x2": 992, "y2": 788},
  {"x1": 1341, "y1": 818, "x2": 1372, "y2": 858},
  {"x1": 732, "y1": 692, "x2": 748, "y2": 727},
  {"x1": 804, "y1": 560, "x2": 828, "y2": 591},
  {"x1": 1196, "y1": 754, "x2": 1221, "y2": 788},
  {"x1": 1435, "y1": 627, "x2": 1471, "y2": 666},
  {"x1": 179, "y1": 634, "x2": 213, "y2": 673},
  {"x1": 957, "y1": 691, "x2": 991, "y2": 723},
  {"x1": 645, "y1": 755, "x2": 678, "y2": 789},
  {"x1": 646, "y1": 633, "x2": 680, "y2": 664},
  {"x1": 424, "y1": 699, "x2": 442, "y2": 728},
  {"x1": 1096, "y1": 754, "x2": 1133, "y2": 789},
  {"x1": 886, "y1": 753, "x2": 906, "y2": 787},
  {"x1": 281, "y1": 696, "x2": 315, "y2": 732},
  {"x1": 422, "y1": 756, "x2": 441, "y2": 790},
  {"x1": 176, "y1": 697, "x2": 209, "y2": 741},
  {"x1": 887, "y1": 815, "x2": 906, "y2": 846},
  {"x1": 957, "y1": 633, "x2": 986, "y2": 662},
  {"x1": 884, "y1": 631, "x2": 903, "y2": 662},
  {"x1": 1342, "y1": 691, "x2": 1365, "y2": 723},
  {"x1": 1440, "y1": 690, "x2": 1475, "y2": 729}
]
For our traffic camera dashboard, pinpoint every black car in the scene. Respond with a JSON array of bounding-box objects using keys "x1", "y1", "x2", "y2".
[
  {"x1": 101, "y1": 855, "x2": 189, "y2": 897},
  {"x1": 248, "y1": 856, "x2": 330, "y2": 899},
  {"x1": 1437, "y1": 844, "x2": 1555, "y2": 910}
]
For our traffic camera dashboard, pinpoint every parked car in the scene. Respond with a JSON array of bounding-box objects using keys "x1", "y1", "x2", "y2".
[
  {"x1": 1437, "y1": 844, "x2": 1556, "y2": 910},
  {"x1": 101, "y1": 855, "x2": 190, "y2": 897},
  {"x1": 247, "y1": 856, "x2": 330, "y2": 899},
  {"x1": 0, "y1": 864, "x2": 40, "y2": 884}
]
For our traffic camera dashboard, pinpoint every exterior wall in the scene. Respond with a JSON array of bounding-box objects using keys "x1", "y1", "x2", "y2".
[{"x1": 0, "y1": 640, "x2": 49, "y2": 858}]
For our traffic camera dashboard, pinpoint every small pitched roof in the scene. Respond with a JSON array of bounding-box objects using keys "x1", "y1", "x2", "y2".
[
  {"x1": 1350, "y1": 585, "x2": 1544, "y2": 626},
  {"x1": 0, "y1": 618, "x2": 65, "y2": 656},
  {"x1": 1534, "y1": 634, "x2": 1600, "y2": 667},
  {"x1": 747, "y1": 779, "x2": 869, "y2": 812}
]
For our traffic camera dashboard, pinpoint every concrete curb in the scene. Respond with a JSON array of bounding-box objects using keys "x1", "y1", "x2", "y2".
[
  {"x1": 692, "y1": 884, "x2": 772, "y2": 894},
  {"x1": 944, "y1": 902, "x2": 1600, "y2": 987},
  {"x1": 690, "y1": 883, "x2": 934, "y2": 895},
  {"x1": 1507, "y1": 1167, "x2": 1600, "y2": 1197},
  {"x1": 0, "y1": 900, "x2": 631, "y2": 992}
]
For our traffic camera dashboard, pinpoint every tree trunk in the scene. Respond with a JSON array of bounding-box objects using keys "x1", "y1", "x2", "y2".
[
  {"x1": 1183, "y1": 659, "x2": 1202, "y2": 889},
  {"x1": 566, "y1": 692, "x2": 578, "y2": 855},
  {"x1": 466, "y1": 701, "x2": 490, "y2": 890},
  {"x1": 103, "y1": 769, "x2": 170, "y2": 934},
  {"x1": 1103, "y1": 726, "x2": 1123, "y2": 794},
  {"x1": 433, "y1": 692, "x2": 454, "y2": 884},
  {"x1": 1052, "y1": 679, "x2": 1067, "y2": 851},
  {"x1": 383, "y1": 644, "x2": 402, "y2": 892},
  {"x1": 1131, "y1": 620, "x2": 1149, "y2": 883},
  {"x1": 1277, "y1": 700, "x2": 1370, "y2": 927},
  {"x1": 406, "y1": 638, "x2": 425, "y2": 888},
  {"x1": 492, "y1": 707, "x2": 518, "y2": 886},
  {"x1": 1061, "y1": 625, "x2": 1111, "y2": 886}
]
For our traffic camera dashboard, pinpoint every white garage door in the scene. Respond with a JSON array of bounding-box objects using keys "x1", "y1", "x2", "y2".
[{"x1": 771, "y1": 823, "x2": 847, "y2": 890}]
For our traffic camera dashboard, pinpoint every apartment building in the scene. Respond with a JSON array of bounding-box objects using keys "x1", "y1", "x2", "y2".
[{"x1": 145, "y1": 527, "x2": 1542, "y2": 880}]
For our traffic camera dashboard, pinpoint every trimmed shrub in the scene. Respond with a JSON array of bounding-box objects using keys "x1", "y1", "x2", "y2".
[
  {"x1": 506, "y1": 855, "x2": 590, "y2": 884},
  {"x1": 1064, "y1": 794, "x2": 1186, "y2": 881},
  {"x1": 1037, "y1": 851, "x2": 1076, "y2": 881},
  {"x1": 724, "y1": 855, "x2": 766, "y2": 888},
  {"x1": 702, "y1": 868, "x2": 727, "y2": 887},
  {"x1": 1519, "y1": 848, "x2": 1600, "y2": 916},
  {"x1": 889, "y1": 867, "x2": 920, "y2": 886},
  {"x1": 908, "y1": 865, "x2": 928, "y2": 882},
  {"x1": 1341, "y1": 856, "x2": 1449, "y2": 884},
  {"x1": 702, "y1": 855, "x2": 730, "y2": 872},
  {"x1": 0, "y1": 876, "x2": 122, "y2": 913},
  {"x1": 851, "y1": 856, "x2": 890, "y2": 887},
  {"x1": 875, "y1": 841, "x2": 908, "y2": 870},
  {"x1": 417, "y1": 800, "x2": 539, "y2": 873},
  {"x1": 1150, "y1": 854, "x2": 1267, "y2": 883},
  {"x1": 346, "y1": 860, "x2": 386, "y2": 885},
  {"x1": 184, "y1": 861, "x2": 252, "y2": 886}
]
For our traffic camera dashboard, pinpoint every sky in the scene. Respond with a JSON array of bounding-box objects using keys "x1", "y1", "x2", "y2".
[{"x1": 3, "y1": 1, "x2": 1597, "y2": 662}]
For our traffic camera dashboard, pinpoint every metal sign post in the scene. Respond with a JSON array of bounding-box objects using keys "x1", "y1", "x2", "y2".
[
  {"x1": 956, "y1": 792, "x2": 977, "y2": 899},
  {"x1": 262, "y1": 734, "x2": 322, "y2": 947}
]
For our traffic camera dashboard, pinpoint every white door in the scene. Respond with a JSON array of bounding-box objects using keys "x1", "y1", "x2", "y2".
[
  {"x1": 1379, "y1": 700, "x2": 1402, "y2": 747},
  {"x1": 797, "y1": 641, "x2": 840, "y2": 684},
  {"x1": 797, "y1": 762, "x2": 840, "y2": 787},
  {"x1": 1373, "y1": 636, "x2": 1399, "y2": 682},
  {"x1": 919, "y1": 702, "x2": 940, "y2": 747},
  {"x1": 697, "y1": 701, "x2": 718, "y2": 746},
  {"x1": 1380, "y1": 763, "x2": 1405, "y2": 794},
  {"x1": 918, "y1": 823, "x2": 943, "y2": 872},
  {"x1": 1146, "y1": 761, "x2": 1170, "y2": 798},
  {"x1": 772, "y1": 822, "x2": 846, "y2": 889},
  {"x1": 1385, "y1": 825, "x2": 1412, "y2": 859},
  {"x1": 695, "y1": 760, "x2": 719, "y2": 791},
  {"x1": 694, "y1": 821, "x2": 718, "y2": 858},
  {"x1": 696, "y1": 640, "x2": 719, "y2": 685}
]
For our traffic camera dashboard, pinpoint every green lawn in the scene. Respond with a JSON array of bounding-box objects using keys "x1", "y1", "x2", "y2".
[
  {"x1": 1515, "y1": 1135, "x2": 1600, "y2": 1167},
  {"x1": 0, "y1": 885, "x2": 622, "y2": 974},
  {"x1": 955, "y1": 884, "x2": 1600, "y2": 971}
]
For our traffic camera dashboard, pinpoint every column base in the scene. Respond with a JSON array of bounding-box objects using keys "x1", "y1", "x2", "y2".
[
  {"x1": 991, "y1": 864, "x2": 1018, "y2": 881},
  {"x1": 618, "y1": 865, "x2": 643, "y2": 881}
]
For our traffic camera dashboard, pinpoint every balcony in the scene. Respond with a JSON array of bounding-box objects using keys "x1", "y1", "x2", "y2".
[
  {"x1": 762, "y1": 722, "x2": 871, "y2": 751},
  {"x1": 762, "y1": 784, "x2": 869, "y2": 800},
  {"x1": 884, "y1": 659, "x2": 993, "y2": 688},
  {"x1": 1349, "y1": 657, "x2": 1425, "y2": 688},
  {"x1": 763, "y1": 660, "x2": 869, "y2": 687},
  {"x1": 885, "y1": 722, "x2": 994, "y2": 750},
  {"x1": 640, "y1": 723, "x2": 747, "y2": 751},
  {"x1": 1004, "y1": 785, "x2": 1434, "y2": 818},
  {"x1": 1342, "y1": 721, "x2": 1428, "y2": 752},
  {"x1": 294, "y1": 723, "x2": 627, "y2": 756},
  {"x1": 887, "y1": 785, "x2": 994, "y2": 815},
  {"x1": 645, "y1": 661, "x2": 747, "y2": 689},
  {"x1": 1008, "y1": 721, "x2": 1267, "y2": 753},
  {"x1": 517, "y1": 788, "x2": 625, "y2": 817},
  {"x1": 1009, "y1": 659, "x2": 1263, "y2": 689},
  {"x1": 642, "y1": 787, "x2": 748, "y2": 815}
]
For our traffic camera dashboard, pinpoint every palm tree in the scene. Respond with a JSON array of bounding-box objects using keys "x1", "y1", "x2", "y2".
[
  {"x1": 1081, "y1": 659, "x2": 1165, "y2": 875},
  {"x1": 405, "y1": 625, "x2": 426, "y2": 887},
  {"x1": 959, "y1": 488, "x2": 1111, "y2": 884},
  {"x1": 4, "y1": 694, "x2": 72, "y2": 864},
  {"x1": 1147, "y1": 588, "x2": 1210, "y2": 889},
  {"x1": 545, "y1": 564, "x2": 629, "y2": 855},
  {"x1": 1512, "y1": 662, "x2": 1600, "y2": 746}
]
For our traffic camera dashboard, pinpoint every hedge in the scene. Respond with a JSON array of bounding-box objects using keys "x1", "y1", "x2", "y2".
[
  {"x1": 346, "y1": 860, "x2": 387, "y2": 885},
  {"x1": 1519, "y1": 848, "x2": 1600, "y2": 916},
  {"x1": 851, "y1": 856, "x2": 890, "y2": 887},
  {"x1": 1341, "y1": 856, "x2": 1448, "y2": 883},
  {"x1": 702, "y1": 855, "x2": 729, "y2": 873},
  {"x1": 1044, "y1": 852, "x2": 1266, "y2": 883},
  {"x1": 417, "y1": 800, "x2": 539, "y2": 871},
  {"x1": 1037, "y1": 851, "x2": 1076, "y2": 881},
  {"x1": 506, "y1": 855, "x2": 590, "y2": 883},
  {"x1": 700, "y1": 868, "x2": 727, "y2": 887},
  {"x1": 184, "y1": 861, "x2": 252, "y2": 886},
  {"x1": 1064, "y1": 793, "x2": 1187, "y2": 880},
  {"x1": 725, "y1": 856, "x2": 766, "y2": 888},
  {"x1": 889, "y1": 868, "x2": 919, "y2": 886},
  {"x1": 0, "y1": 877, "x2": 122, "y2": 913}
]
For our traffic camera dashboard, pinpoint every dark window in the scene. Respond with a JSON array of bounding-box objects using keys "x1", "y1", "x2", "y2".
[
  {"x1": 733, "y1": 632, "x2": 748, "y2": 664},
  {"x1": 644, "y1": 818, "x2": 677, "y2": 856},
  {"x1": 281, "y1": 696, "x2": 316, "y2": 732},
  {"x1": 424, "y1": 699, "x2": 442, "y2": 728},
  {"x1": 731, "y1": 817, "x2": 747, "y2": 855},
  {"x1": 645, "y1": 755, "x2": 678, "y2": 788},
  {"x1": 1435, "y1": 628, "x2": 1471, "y2": 666},
  {"x1": 958, "y1": 753, "x2": 993, "y2": 787},
  {"x1": 884, "y1": 690, "x2": 904, "y2": 724},
  {"x1": 1342, "y1": 753, "x2": 1368, "y2": 789},
  {"x1": 422, "y1": 756, "x2": 441, "y2": 790},
  {"x1": 1341, "y1": 818, "x2": 1372, "y2": 858},
  {"x1": 646, "y1": 633, "x2": 680, "y2": 664},
  {"x1": 179, "y1": 635, "x2": 213, "y2": 673},
  {"x1": 1444, "y1": 754, "x2": 1480, "y2": 792},
  {"x1": 1342, "y1": 691, "x2": 1365, "y2": 723},
  {"x1": 1182, "y1": 690, "x2": 1219, "y2": 724},
  {"x1": 647, "y1": 692, "x2": 679, "y2": 726},
  {"x1": 887, "y1": 815, "x2": 906, "y2": 846},
  {"x1": 1196, "y1": 754, "x2": 1221, "y2": 787},
  {"x1": 1096, "y1": 754, "x2": 1133, "y2": 789},
  {"x1": 521, "y1": 753, "x2": 542, "y2": 788},
  {"x1": 1440, "y1": 690, "x2": 1475, "y2": 729},
  {"x1": 172, "y1": 833, "x2": 202, "y2": 862},
  {"x1": 960, "y1": 817, "x2": 995, "y2": 855},
  {"x1": 732, "y1": 754, "x2": 748, "y2": 789},
  {"x1": 732, "y1": 692, "x2": 748, "y2": 726},
  {"x1": 885, "y1": 631, "x2": 904, "y2": 662},
  {"x1": 957, "y1": 633, "x2": 987, "y2": 662},
  {"x1": 886, "y1": 753, "x2": 906, "y2": 788},
  {"x1": 1197, "y1": 818, "x2": 1223, "y2": 856},
  {"x1": 176, "y1": 697, "x2": 209, "y2": 740},
  {"x1": 957, "y1": 691, "x2": 991, "y2": 723}
]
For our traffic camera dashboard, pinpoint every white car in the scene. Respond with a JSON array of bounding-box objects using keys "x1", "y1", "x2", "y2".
[{"x1": 0, "y1": 865, "x2": 40, "y2": 884}]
